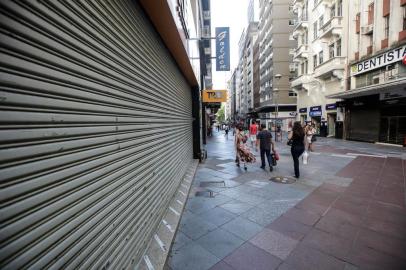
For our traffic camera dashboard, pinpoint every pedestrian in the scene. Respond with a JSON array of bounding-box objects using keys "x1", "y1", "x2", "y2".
[
  {"x1": 236, "y1": 125, "x2": 255, "y2": 170},
  {"x1": 256, "y1": 124, "x2": 275, "y2": 171},
  {"x1": 225, "y1": 125, "x2": 229, "y2": 140},
  {"x1": 288, "y1": 121, "x2": 305, "y2": 178},
  {"x1": 305, "y1": 123, "x2": 316, "y2": 152},
  {"x1": 249, "y1": 120, "x2": 258, "y2": 151},
  {"x1": 276, "y1": 125, "x2": 282, "y2": 142}
]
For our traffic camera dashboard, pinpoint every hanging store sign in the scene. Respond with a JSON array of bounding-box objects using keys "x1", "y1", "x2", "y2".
[
  {"x1": 325, "y1": 103, "x2": 337, "y2": 110},
  {"x1": 299, "y1": 108, "x2": 307, "y2": 113},
  {"x1": 309, "y1": 105, "x2": 322, "y2": 117},
  {"x1": 215, "y1": 27, "x2": 230, "y2": 71},
  {"x1": 351, "y1": 44, "x2": 406, "y2": 76},
  {"x1": 379, "y1": 88, "x2": 406, "y2": 100},
  {"x1": 202, "y1": 90, "x2": 227, "y2": 103}
]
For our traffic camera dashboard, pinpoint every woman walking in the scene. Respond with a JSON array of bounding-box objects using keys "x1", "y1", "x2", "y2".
[
  {"x1": 288, "y1": 122, "x2": 305, "y2": 178},
  {"x1": 235, "y1": 125, "x2": 255, "y2": 170}
]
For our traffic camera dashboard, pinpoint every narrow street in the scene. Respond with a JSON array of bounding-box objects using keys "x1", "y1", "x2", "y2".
[{"x1": 167, "y1": 130, "x2": 406, "y2": 270}]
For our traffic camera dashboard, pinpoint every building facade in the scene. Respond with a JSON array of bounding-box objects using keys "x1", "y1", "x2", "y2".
[
  {"x1": 0, "y1": 0, "x2": 206, "y2": 269},
  {"x1": 328, "y1": 0, "x2": 406, "y2": 145},
  {"x1": 291, "y1": 0, "x2": 348, "y2": 137},
  {"x1": 258, "y1": 0, "x2": 297, "y2": 131},
  {"x1": 236, "y1": 23, "x2": 259, "y2": 124}
]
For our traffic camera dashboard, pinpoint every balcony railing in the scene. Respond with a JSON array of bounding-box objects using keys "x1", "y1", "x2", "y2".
[
  {"x1": 318, "y1": 17, "x2": 343, "y2": 40},
  {"x1": 314, "y1": 56, "x2": 345, "y2": 79},
  {"x1": 294, "y1": 44, "x2": 309, "y2": 59},
  {"x1": 291, "y1": 75, "x2": 310, "y2": 89}
]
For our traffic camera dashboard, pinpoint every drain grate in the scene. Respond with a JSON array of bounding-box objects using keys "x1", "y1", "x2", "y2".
[
  {"x1": 195, "y1": 189, "x2": 215, "y2": 197},
  {"x1": 200, "y1": 181, "x2": 226, "y2": 188},
  {"x1": 269, "y1": 176, "x2": 296, "y2": 184}
]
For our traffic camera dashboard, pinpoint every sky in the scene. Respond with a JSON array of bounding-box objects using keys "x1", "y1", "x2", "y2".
[{"x1": 210, "y1": 0, "x2": 248, "y2": 90}]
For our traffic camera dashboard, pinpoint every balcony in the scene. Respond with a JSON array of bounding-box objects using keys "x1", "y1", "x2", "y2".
[
  {"x1": 291, "y1": 75, "x2": 310, "y2": 90},
  {"x1": 361, "y1": 24, "x2": 373, "y2": 35},
  {"x1": 320, "y1": 0, "x2": 335, "y2": 7},
  {"x1": 294, "y1": 44, "x2": 310, "y2": 59},
  {"x1": 314, "y1": 56, "x2": 345, "y2": 80},
  {"x1": 293, "y1": 18, "x2": 309, "y2": 39},
  {"x1": 319, "y1": 17, "x2": 343, "y2": 40}
]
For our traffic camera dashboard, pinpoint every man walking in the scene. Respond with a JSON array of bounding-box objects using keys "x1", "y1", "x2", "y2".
[
  {"x1": 256, "y1": 124, "x2": 275, "y2": 171},
  {"x1": 249, "y1": 120, "x2": 258, "y2": 151}
]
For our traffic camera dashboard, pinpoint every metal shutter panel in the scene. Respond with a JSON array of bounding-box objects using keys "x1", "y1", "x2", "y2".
[{"x1": 0, "y1": 0, "x2": 193, "y2": 269}]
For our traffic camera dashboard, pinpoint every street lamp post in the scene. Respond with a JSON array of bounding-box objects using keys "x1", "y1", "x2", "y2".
[{"x1": 274, "y1": 74, "x2": 282, "y2": 141}]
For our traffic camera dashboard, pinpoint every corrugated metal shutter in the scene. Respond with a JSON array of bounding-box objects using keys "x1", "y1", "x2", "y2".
[{"x1": 0, "y1": 0, "x2": 193, "y2": 269}]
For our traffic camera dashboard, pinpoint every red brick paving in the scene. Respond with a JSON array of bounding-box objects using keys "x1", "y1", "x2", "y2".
[{"x1": 211, "y1": 155, "x2": 406, "y2": 270}]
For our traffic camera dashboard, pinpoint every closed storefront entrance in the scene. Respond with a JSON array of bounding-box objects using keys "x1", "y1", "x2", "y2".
[
  {"x1": 379, "y1": 99, "x2": 406, "y2": 145},
  {"x1": 0, "y1": 1, "x2": 195, "y2": 269}
]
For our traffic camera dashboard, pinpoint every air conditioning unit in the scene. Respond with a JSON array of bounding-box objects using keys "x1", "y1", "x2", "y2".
[
  {"x1": 203, "y1": 10, "x2": 210, "y2": 20},
  {"x1": 361, "y1": 24, "x2": 373, "y2": 35},
  {"x1": 202, "y1": 26, "x2": 210, "y2": 38}
]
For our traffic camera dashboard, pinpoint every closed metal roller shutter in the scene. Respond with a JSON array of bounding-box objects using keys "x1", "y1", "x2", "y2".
[{"x1": 0, "y1": 0, "x2": 193, "y2": 269}]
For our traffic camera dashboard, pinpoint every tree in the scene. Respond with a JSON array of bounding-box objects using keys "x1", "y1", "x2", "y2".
[{"x1": 216, "y1": 103, "x2": 225, "y2": 123}]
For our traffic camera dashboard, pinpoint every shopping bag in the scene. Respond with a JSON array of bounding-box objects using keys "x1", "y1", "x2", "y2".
[
  {"x1": 274, "y1": 152, "x2": 280, "y2": 161},
  {"x1": 271, "y1": 153, "x2": 277, "y2": 166},
  {"x1": 302, "y1": 151, "x2": 309, "y2": 165}
]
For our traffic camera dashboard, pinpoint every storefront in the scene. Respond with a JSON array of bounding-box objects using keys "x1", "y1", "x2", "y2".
[
  {"x1": 299, "y1": 108, "x2": 308, "y2": 124},
  {"x1": 326, "y1": 103, "x2": 337, "y2": 137},
  {"x1": 309, "y1": 106, "x2": 323, "y2": 135},
  {"x1": 328, "y1": 44, "x2": 406, "y2": 146}
]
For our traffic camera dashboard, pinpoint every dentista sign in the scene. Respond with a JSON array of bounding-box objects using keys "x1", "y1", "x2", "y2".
[{"x1": 351, "y1": 45, "x2": 406, "y2": 76}]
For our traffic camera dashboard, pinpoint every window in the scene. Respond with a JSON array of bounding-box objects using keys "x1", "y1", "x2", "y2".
[
  {"x1": 319, "y1": 15, "x2": 324, "y2": 28},
  {"x1": 318, "y1": 51, "x2": 324, "y2": 65},
  {"x1": 289, "y1": 19, "x2": 296, "y2": 25},
  {"x1": 301, "y1": 62, "x2": 305, "y2": 75},
  {"x1": 304, "y1": 30, "x2": 308, "y2": 44},
  {"x1": 314, "y1": 0, "x2": 318, "y2": 7},
  {"x1": 336, "y1": 39, "x2": 342, "y2": 56},
  {"x1": 403, "y1": 6, "x2": 406, "y2": 31},
  {"x1": 384, "y1": 15, "x2": 389, "y2": 38},
  {"x1": 356, "y1": 13, "x2": 361, "y2": 33},
  {"x1": 330, "y1": 4, "x2": 336, "y2": 18},
  {"x1": 289, "y1": 91, "x2": 298, "y2": 97},
  {"x1": 304, "y1": 60, "x2": 308, "y2": 74},
  {"x1": 313, "y1": 22, "x2": 318, "y2": 39},
  {"x1": 337, "y1": 0, "x2": 343, "y2": 16},
  {"x1": 368, "y1": 3, "x2": 374, "y2": 25},
  {"x1": 329, "y1": 43, "x2": 335, "y2": 58},
  {"x1": 313, "y1": 55, "x2": 317, "y2": 69}
]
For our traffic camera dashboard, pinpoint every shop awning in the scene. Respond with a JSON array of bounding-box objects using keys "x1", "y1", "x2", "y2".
[{"x1": 326, "y1": 77, "x2": 406, "y2": 99}]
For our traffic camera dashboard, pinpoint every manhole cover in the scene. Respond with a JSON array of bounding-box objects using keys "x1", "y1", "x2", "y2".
[{"x1": 269, "y1": 176, "x2": 296, "y2": 184}]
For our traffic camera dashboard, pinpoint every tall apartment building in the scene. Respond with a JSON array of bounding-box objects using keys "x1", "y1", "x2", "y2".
[
  {"x1": 226, "y1": 69, "x2": 238, "y2": 122},
  {"x1": 248, "y1": 0, "x2": 260, "y2": 23},
  {"x1": 258, "y1": 0, "x2": 297, "y2": 131},
  {"x1": 328, "y1": 0, "x2": 406, "y2": 146},
  {"x1": 236, "y1": 23, "x2": 259, "y2": 122},
  {"x1": 291, "y1": 0, "x2": 348, "y2": 138}
]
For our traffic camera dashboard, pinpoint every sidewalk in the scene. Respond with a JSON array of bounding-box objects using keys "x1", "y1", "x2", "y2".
[{"x1": 165, "y1": 131, "x2": 406, "y2": 270}]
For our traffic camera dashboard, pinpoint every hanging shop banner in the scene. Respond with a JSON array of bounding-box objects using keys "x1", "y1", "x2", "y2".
[
  {"x1": 202, "y1": 90, "x2": 227, "y2": 103},
  {"x1": 299, "y1": 108, "x2": 307, "y2": 113},
  {"x1": 351, "y1": 44, "x2": 406, "y2": 76},
  {"x1": 215, "y1": 27, "x2": 230, "y2": 71},
  {"x1": 309, "y1": 105, "x2": 322, "y2": 117},
  {"x1": 325, "y1": 103, "x2": 337, "y2": 110}
]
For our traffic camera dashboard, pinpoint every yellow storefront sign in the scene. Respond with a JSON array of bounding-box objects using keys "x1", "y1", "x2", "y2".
[{"x1": 202, "y1": 90, "x2": 227, "y2": 103}]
